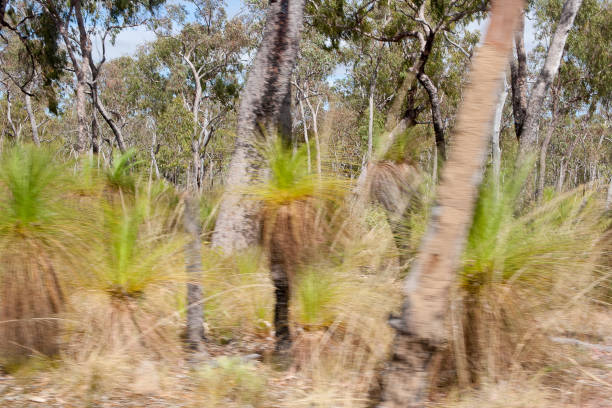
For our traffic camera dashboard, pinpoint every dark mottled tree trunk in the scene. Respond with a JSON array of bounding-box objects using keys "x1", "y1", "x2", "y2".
[
  {"x1": 377, "y1": 0, "x2": 524, "y2": 405},
  {"x1": 211, "y1": 0, "x2": 305, "y2": 352},
  {"x1": 418, "y1": 72, "x2": 446, "y2": 160},
  {"x1": 510, "y1": 14, "x2": 528, "y2": 141},
  {"x1": 519, "y1": 0, "x2": 583, "y2": 154}
]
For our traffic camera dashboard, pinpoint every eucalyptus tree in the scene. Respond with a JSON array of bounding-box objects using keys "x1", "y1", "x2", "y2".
[
  {"x1": 30, "y1": 0, "x2": 164, "y2": 154},
  {"x1": 153, "y1": 0, "x2": 250, "y2": 189},
  {"x1": 309, "y1": 0, "x2": 487, "y2": 160},
  {"x1": 293, "y1": 29, "x2": 337, "y2": 174}
]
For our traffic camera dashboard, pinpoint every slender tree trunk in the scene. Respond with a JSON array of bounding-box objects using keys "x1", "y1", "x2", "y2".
[
  {"x1": 211, "y1": 0, "x2": 305, "y2": 252},
  {"x1": 536, "y1": 86, "x2": 559, "y2": 201},
  {"x1": 536, "y1": 124, "x2": 554, "y2": 200},
  {"x1": 6, "y1": 88, "x2": 19, "y2": 140},
  {"x1": 510, "y1": 14, "x2": 528, "y2": 141},
  {"x1": 519, "y1": 0, "x2": 583, "y2": 154},
  {"x1": 418, "y1": 72, "x2": 446, "y2": 160},
  {"x1": 368, "y1": 81, "x2": 375, "y2": 162},
  {"x1": 377, "y1": 0, "x2": 524, "y2": 405},
  {"x1": 557, "y1": 160, "x2": 567, "y2": 192},
  {"x1": 24, "y1": 84, "x2": 40, "y2": 146},
  {"x1": 492, "y1": 75, "x2": 507, "y2": 190},
  {"x1": 93, "y1": 95, "x2": 127, "y2": 153},
  {"x1": 606, "y1": 177, "x2": 612, "y2": 211},
  {"x1": 298, "y1": 95, "x2": 311, "y2": 172},
  {"x1": 304, "y1": 95, "x2": 321, "y2": 175},
  {"x1": 184, "y1": 194, "x2": 206, "y2": 353}
]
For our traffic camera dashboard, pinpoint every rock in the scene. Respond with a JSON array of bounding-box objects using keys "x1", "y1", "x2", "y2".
[{"x1": 27, "y1": 396, "x2": 47, "y2": 403}]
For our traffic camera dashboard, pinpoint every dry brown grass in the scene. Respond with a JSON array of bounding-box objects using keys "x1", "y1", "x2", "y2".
[{"x1": 0, "y1": 242, "x2": 64, "y2": 361}]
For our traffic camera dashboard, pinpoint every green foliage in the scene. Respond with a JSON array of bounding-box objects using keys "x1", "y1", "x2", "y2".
[
  {"x1": 461, "y1": 159, "x2": 606, "y2": 293},
  {"x1": 0, "y1": 145, "x2": 68, "y2": 238},
  {"x1": 294, "y1": 269, "x2": 338, "y2": 328},
  {"x1": 105, "y1": 149, "x2": 140, "y2": 192},
  {"x1": 251, "y1": 138, "x2": 346, "y2": 206},
  {"x1": 90, "y1": 184, "x2": 182, "y2": 300}
]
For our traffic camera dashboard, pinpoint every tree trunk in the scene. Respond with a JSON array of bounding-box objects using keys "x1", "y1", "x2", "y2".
[
  {"x1": 557, "y1": 160, "x2": 566, "y2": 192},
  {"x1": 606, "y1": 177, "x2": 612, "y2": 211},
  {"x1": 304, "y1": 95, "x2": 321, "y2": 175},
  {"x1": 377, "y1": 0, "x2": 524, "y2": 405},
  {"x1": 298, "y1": 95, "x2": 311, "y2": 172},
  {"x1": 519, "y1": 0, "x2": 583, "y2": 154},
  {"x1": 510, "y1": 14, "x2": 528, "y2": 141},
  {"x1": 24, "y1": 84, "x2": 40, "y2": 146},
  {"x1": 211, "y1": 0, "x2": 305, "y2": 252},
  {"x1": 368, "y1": 81, "x2": 375, "y2": 163},
  {"x1": 93, "y1": 95, "x2": 127, "y2": 153},
  {"x1": 184, "y1": 194, "x2": 206, "y2": 353},
  {"x1": 418, "y1": 72, "x2": 446, "y2": 161},
  {"x1": 535, "y1": 84, "x2": 559, "y2": 201},
  {"x1": 492, "y1": 74, "x2": 507, "y2": 189}
]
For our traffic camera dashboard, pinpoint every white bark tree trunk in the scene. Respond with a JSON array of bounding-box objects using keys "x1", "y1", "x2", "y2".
[{"x1": 519, "y1": 0, "x2": 583, "y2": 153}]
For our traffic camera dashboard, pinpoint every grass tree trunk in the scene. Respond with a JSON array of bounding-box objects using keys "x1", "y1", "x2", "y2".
[
  {"x1": 184, "y1": 194, "x2": 206, "y2": 354},
  {"x1": 519, "y1": 0, "x2": 583, "y2": 155},
  {"x1": 211, "y1": 0, "x2": 305, "y2": 251},
  {"x1": 377, "y1": 0, "x2": 524, "y2": 405}
]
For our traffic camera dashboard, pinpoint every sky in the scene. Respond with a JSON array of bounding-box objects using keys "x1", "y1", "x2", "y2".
[{"x1": 102, "y1": 1, "x2": 538, "y2": 64}]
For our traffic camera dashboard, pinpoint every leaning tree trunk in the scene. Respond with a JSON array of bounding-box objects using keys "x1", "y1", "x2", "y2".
[
  {"x1": 377, "y1": 0, "x2": 524, "y2": 405},
  {"x1": 519, "y1": 0, "x2": 583, "y2": 154}
]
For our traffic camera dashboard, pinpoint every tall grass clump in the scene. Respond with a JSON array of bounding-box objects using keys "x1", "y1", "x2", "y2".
[
  {"x1": 66, "y1": 174, "x2": 184, "y2": 360},
  {"x1": 446, "y1": 161, "x2": 611, "y2": 387},
  {"x1": 0, "y1": 145, "x2": 78, "y2": 362}
]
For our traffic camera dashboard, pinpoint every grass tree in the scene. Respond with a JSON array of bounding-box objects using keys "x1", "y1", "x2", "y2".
[
  {"x1": 255, "y1": 139, "x2": 345, "y2": 352},
  {"x1": 0, "y1": 146, "x2": 74, "y2": 362}
]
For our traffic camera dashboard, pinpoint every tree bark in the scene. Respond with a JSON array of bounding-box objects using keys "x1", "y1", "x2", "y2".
[
  {"x1": 377, "y1": 0, "x2": 524, "y2": 405},
  {"x1": 510, "y1": 14, "x2": 528, "y2": 141},
  {"x1": 297, "y1": 93, "x2": 311, "y2": 172},
  {"x1": 368, "y1": 83, "x2": 375, "y2": 162},
  {"x1": 519, "y1": 0, "x2": 583, "y2": 154},
  {"x1": 211, "y1": 0, "x2": 305, "y2": 252},
  {"x1": 606, "y1": 177, "x2": 612, "y2": 211},
  {"x1": 418, "y1": 72, "x2": 446, "y2": 161},
  {"x1": 535, "y1": 82, "x2": 560, "y2": 201},
  {"x1": 492, "y1": 74, "x2": 507, "y2": 189},
  {"x1": 184, "y1": 194, "x2": 206, "y2": 353},
  {"x1": 24, "y1": 83, "x2": 40, "y2": 146}
]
